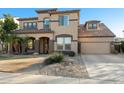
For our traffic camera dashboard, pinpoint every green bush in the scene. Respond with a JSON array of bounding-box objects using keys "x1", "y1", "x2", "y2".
[
  {"x1": 55, "y1": 51, "x2": 76, "y2": 57},
  {"x1": 44, "y1": 53, "x2": 64, "y2": 65},
  {"x1": 121, "y1": 41, "x2": 124, "y2": 52}
]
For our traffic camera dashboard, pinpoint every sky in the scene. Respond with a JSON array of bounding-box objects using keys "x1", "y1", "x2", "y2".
[{"x1": 0, "y1": 8, "x2": 124, "y2": 38}]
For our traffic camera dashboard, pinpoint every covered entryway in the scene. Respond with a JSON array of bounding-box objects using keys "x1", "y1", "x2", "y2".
[
  {"x1": 12, "y1": 41, "x2": 22, "y2": 54},
  {"x1": 39, "y1": 37, "x2": 49, "y2": 54},
  {"x1": 81, "y1": 42, "x2": 111, "y2": 54}
]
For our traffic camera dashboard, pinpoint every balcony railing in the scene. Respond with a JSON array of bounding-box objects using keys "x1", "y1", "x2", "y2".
[{"x1": 13, "y1": 28, "x2": 54, "y2": 34}]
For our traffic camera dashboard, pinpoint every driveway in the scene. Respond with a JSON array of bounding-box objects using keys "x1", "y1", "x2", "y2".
[{"x1": 81, "y1": 54, "x2": 124, "y2": 83}]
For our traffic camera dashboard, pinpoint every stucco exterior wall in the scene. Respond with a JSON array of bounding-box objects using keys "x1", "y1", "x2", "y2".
[
  {"x1": 50, "y1": 13, "x2": 79, "y2": 40},
  {"x1": 17, "y1": 11, "x2": 80, "y2": 54},
  {"x1": 38, "y1": 13, "x2": 50, "y2": 29},
  {"x1": 78, "y1": 37, "x2": 114, "y2": 43}
]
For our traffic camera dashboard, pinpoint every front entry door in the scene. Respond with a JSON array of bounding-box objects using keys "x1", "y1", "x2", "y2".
[{"x1": 40, "y1": 37, "x2": 49, "y2": 54}]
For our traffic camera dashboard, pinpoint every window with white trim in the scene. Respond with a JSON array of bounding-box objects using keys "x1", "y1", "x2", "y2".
[{"x1": 57, "y1": 37, "x2": 71, "y2": 50}]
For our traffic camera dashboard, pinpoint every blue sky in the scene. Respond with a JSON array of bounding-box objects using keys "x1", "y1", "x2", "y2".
[{"x1": 0, "y1": 8, "x2": 124, "y2": 37}]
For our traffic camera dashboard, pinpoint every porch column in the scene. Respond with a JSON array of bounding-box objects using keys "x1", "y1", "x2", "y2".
[
  {"x1": 34, "y1": 38, "x2": 39, "y2": 54},
  {"x1": 49, "y1": 40, "x2": 54, "y2": 53},
  {"x1": 21, "y1": 42, "x2": 26, "y2": 54}
]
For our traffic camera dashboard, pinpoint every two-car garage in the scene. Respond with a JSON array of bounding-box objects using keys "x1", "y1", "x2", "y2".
[
  {"x1": 80, "y1": 42, "x2": 111, "y2": 54},
  {"x1": 79, "y1": 37, "x2": 114, "y2": 54}
]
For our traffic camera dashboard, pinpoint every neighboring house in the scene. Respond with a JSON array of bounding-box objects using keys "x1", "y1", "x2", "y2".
[{"x1": 10, "y1": 9, "x2": 115, "y2": 54}]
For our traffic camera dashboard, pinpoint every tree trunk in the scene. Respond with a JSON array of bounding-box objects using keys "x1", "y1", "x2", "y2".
[
  {"x1": 7, "y1": 43, "x2": 10, "y2": 55},
  {"x1": 1, "y1": 43, "x2": 4, "y2": 54},
  {"x1": 7, "y1": 42, "x2": 12, "y2": 55}
]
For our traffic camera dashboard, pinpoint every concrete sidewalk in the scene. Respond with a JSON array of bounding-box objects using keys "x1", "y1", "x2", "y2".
[{"x1": 0, "y1": 72, "x2": 115, "y2": 84}]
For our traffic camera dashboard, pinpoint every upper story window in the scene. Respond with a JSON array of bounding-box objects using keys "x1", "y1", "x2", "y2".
[
  {"x1": 88, "y1": 23, "x2": 97, "y2": 29},
  {"x1": 59, "y1": 15, "x2": 69, "y2": 26},
  {"x1": 43, "y1": 18, "x2": 50, "y2": 29},
  {"x1": 23, "y1": 22, "x2": 37, "y2": 29}
]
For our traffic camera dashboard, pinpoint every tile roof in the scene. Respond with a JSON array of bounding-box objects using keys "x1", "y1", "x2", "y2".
[
  {"x1": 17, "y1": 17, "x2": 38, "y2": 21},
  {"x1": 35, "y1": 8, "x2": 58, "y2": 13},
  {"x1": 79, "y1": 23, "x2": 115, "y2": 37},
  {"x1": 49, "y1": 10, "x2": 80, "y2": 14}
]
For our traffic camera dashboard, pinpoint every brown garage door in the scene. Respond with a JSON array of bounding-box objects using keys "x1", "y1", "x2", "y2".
[{"x1": 81, "y1": 42, "x2": 111, "y2": 54}]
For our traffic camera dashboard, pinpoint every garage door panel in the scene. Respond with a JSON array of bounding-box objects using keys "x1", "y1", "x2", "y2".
[{"x1": 81, "y1": 43, "x2": 110, "y2": 54}]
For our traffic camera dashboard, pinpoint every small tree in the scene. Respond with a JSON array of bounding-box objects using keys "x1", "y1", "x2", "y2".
[
  {"x1": 3, "y1": 14, "x2": 18, "y2": 33},
  {"x1": 1, "y1": 14, "x2": 18, "y2": 54}
]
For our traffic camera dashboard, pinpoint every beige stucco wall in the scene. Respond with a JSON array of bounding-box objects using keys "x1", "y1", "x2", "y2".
[
  {"x1": 71, "y1": 41, "x2": 78, "y2": 54},
  {"x1": 50, "y1": 13, "x2": 79, "y2": 40},
  {"x1": 18, "y1": 12, "x2": 79, "y2": 54},
  {"x1": 78, "y1": 37, "x2": 114, "y2": 43},
  {"x1": 19, "y1": 12, "x2": 79, "y2": 41},
  {"x1": 38, "y1": 13, "x2": 50, "y2": 29},
  {"x1": 51, "y1": 13, "x2": 79, "y2": 54}
]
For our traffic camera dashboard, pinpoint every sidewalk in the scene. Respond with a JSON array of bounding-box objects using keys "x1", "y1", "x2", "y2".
[{"x1": 0, "y1": 72, "x2": 115, "y2": 84}]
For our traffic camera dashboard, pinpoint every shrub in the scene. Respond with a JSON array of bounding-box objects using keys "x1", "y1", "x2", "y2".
[
  {"x1": 44, "y1": 53, "x2": 64, "y2": 65},
  {"x1": 68, "y1": 51, "x2": 75, "y2": 57},
  {"x1": 55, "y1": 51, "x2": 75, "y2": 57}
]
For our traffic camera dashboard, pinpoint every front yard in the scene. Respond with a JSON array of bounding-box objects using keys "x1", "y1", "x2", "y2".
[
  {"x1": 0, "y1": 54, "x2": 89, "y2": 78},
  {"x1": 0, "y1": 54, "x2": 124, "y2": 83},
  {"x1": 0, "y1": 55, "x2": 46, "y2": 72},
  {"x1": 0, "y1": 55, "x2": 43, "y2": 60}
]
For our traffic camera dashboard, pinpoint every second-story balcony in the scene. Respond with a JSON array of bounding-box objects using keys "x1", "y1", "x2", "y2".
[{"x1": 13, "y1": 28, "x2": 54, "y2": 34}]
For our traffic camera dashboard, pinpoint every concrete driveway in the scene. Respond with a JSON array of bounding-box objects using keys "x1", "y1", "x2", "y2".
[{"x1": 81, "y1": 54, "x2": 124, "y2": 83}]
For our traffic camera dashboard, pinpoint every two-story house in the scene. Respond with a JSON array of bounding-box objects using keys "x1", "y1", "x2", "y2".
[{"x1": 11, "y1": 9, "x2": 115, "y2": 54}]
